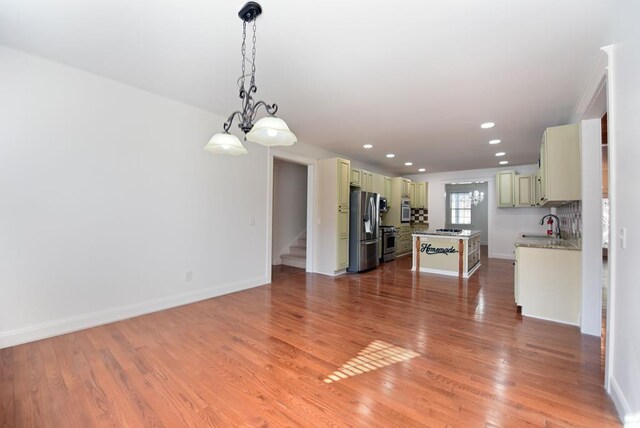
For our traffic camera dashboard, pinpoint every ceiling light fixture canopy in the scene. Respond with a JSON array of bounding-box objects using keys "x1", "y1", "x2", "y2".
[{"x1": 204, "y1": 2, "x2": 296, "y2": 155}]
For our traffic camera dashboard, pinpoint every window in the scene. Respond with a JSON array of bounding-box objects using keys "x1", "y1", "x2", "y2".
[{"x1": 450, "y1": 192, "x2": 471, "y2": 225}]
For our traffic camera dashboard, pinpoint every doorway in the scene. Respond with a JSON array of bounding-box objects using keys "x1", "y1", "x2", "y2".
[
  {"x1": 272, "y1": 159, "x2": 308, "y2": 269},
  {"x1": 266, "y1": 149, "x2": 316, "y2": 282},
  {"x1": 444, "y1": 182, "x2": 489, "y2": 245}
]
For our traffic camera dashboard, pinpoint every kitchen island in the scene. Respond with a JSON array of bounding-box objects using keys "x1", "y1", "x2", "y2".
[{"x1": 412, "y1": 229, "x2": 481, "y2": 278}]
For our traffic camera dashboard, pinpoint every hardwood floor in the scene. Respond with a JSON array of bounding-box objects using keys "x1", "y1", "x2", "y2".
[{"x1": 1, "y1": 251, "x2": 620, "y2": 427}]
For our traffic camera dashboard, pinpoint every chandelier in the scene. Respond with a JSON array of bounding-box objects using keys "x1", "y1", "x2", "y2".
[
  {"x1": 468, "y1": 189, "x2": 485, "y2": 206},
  {"x1": 204, "y1": 2, "x2": 296, "y2": 156}
]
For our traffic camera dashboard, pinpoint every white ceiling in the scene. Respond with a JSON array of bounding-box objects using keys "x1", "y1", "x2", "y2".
[{"x1": 0, "y1": 0, "x2": 613, "y2": 174}]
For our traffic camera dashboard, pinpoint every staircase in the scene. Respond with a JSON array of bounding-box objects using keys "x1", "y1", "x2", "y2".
[{"x1": 280, "y1": 231, "x2": 307, "y2": 269}]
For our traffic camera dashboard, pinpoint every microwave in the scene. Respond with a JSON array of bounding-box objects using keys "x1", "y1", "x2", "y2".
[{"x1": 379, "y1": 197, "x2": 388, "y2": 212}]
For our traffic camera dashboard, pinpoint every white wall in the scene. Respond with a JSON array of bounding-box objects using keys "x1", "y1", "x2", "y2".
[
  {"x1": 408, "y1": 164, "x2": 550, "y2": 259},
  {"x1": 272, "y1": 159, "x2": 307, "y2": 264},
  {"x1": 608, "y1": 1, "x2": 640, "y2": 423},
  {"x1": 0, "y1": 47, "x2": 270, "y2": 348}
]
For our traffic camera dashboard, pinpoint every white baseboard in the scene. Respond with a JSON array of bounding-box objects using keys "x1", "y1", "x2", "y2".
[
  {"x1": 521, "y1": 312, "x2": 580, "y2": 327},
  {"x1": 0, "y1": 276, "x2": 268, "y2": 349},
  {"x1": 489, "y1": 252, "x2": 516, "y2": 260},
  {"x1": 610, "y1": 376, "x2": 640, "y2": 427}
]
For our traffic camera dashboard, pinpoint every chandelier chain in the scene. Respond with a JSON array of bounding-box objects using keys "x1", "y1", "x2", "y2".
[
  {"x1": 241, "y1": 20, "x2": 247, "y2": 91},
  {"x1": 250, "y1": 18, "x2": 257, "y2": 88}
]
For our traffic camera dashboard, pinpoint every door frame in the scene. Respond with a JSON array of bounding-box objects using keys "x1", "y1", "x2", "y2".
[{"x1": 572, "y1": 46, "x2": 616, "y2": 390}]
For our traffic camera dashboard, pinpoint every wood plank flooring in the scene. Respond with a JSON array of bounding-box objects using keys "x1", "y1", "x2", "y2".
[{"x1": 1, "y1": 251, "x2": 621, "y2": 427}]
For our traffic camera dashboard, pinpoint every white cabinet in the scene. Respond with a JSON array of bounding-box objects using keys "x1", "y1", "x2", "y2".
[
  {"x1": 497, "y1": 171, "x2": 537, "y2": 208},
  {"x1": 384, "y1": 177, "x2": 392, "y2": 201},
  {"x1": 537, "y1": 123, "x2": 581, "y2": 206},
  {"x1": 352, "y1": 168, "x2": 373, "y2": 191},
  {"x1": 372, "y1": 173, "x2": 389, "y2": 198},
  {"x1": 398, "y1": 226, "x2": 412, "y2": 255},
  {"x1": 410, "y1": 182, "x2": 427, "y2": 208},
  {"x1": 350, "y1": 168, "x2": 362, "y2": 187},
  {"x1": 497, "y1": 171, "x2": 515, "y2": 207},
  {"x1": 387, "y1": 177, "x2": 411, "y2": 227},
  {"x1": 515, "y1": 246, "x2": 581, "y2": 325},
  {"x1": 401, "y1": 178, "x2": 411, "y2": 198},
  {"x1": 316, "y1": 157, "x2": 351, "y2": 274},
  {"x1": 515, "y1": 175, "x2": 536, "y2": 207},
  {"x1": 362, "y1": 170, "x2": 373, "y2": 192}
]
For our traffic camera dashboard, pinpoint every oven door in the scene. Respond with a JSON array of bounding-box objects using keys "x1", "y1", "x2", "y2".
[{"x1": 383, "y1": 232, "x2": 397, "y2": 253}]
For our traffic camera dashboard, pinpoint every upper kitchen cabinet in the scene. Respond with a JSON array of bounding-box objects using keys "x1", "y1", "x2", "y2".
[
  {"x1": 496, "y1": 170, "x2": 515, "y2": 207},
  {"x1": 410, "y1": 182, "x2": 428, "y2": 208},
  {"x1": 352, "y1": 168, "x2": 373, "y2": 192},
  {"x1": 387, "y1": 177, "x2": 411, "y2": 227},
  {"x1": 401, "y1": 178, "x2": 411, "y2": 198},
  {"x1": 385, "y1": 177, "x2": 392, "y2": 201},
  {"x1": 372, "y1": 173, "x2": 388, "y2": 198},
  {"x1": 350, "y1": 168, "x2": 362, "y2": 187},
  {"x1": 316, "y1": 157, "x2": 351, "y2": 275},
  {"x1": 515, "y1": 175, "x2": 536, "y2": 207},
  {"x1": 537, "y1": 123, "x2": 581, "y2": 206},
  {"x1": 362, "y1": 170, "x2": 373, "y2": 192}
]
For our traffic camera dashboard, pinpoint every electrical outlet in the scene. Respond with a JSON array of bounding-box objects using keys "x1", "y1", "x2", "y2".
[
  {"x1": 250, "y1": 216, "x2": 255, "y2": 226},
  {"x1": 185, "y1": 271, "x2": 193, "y2": 282}
]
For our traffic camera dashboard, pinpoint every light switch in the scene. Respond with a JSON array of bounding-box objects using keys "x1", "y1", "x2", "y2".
[{"x1": 619, "y1": 227, "x2": 627, "y2": 249}]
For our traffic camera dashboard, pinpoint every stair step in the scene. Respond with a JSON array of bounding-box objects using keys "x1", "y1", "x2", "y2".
[
  {"x1": 289, "y1": 245, "x2": 307, "y2": 256},
  {"x1": 280, "y1": 253, "x2": 306, "y2": 269}
]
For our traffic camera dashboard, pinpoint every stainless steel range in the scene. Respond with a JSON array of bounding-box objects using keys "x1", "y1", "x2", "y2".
[{"x1": 380, "y1": 225, "x2": 397, "y2": 262}]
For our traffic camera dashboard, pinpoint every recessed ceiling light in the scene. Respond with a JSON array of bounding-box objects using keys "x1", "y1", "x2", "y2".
[
  {"x1": 489, "y1": 139, "x2": 501, "y2": 145},
  {"x1": 481, "y1": 122, "x2": 495, "y2": 129},
  {"x1": 386, "y1": 154, "x2": 395, "y2": 158},
  {"x1": 418, "y1": 168, "x2": 426, "y2": 172},
  {"x1": 363, "y1": 144, "x2": 373, "y2": 149},
  {"x1": 404, "y1": 162, "x2": 413, "y2": 166},
  {"x1": 499, "y1": 160, "x2": 509, "y2": 165},
  {"x1": 495, "y1": 152, "x2": 506, "y2": 157}
]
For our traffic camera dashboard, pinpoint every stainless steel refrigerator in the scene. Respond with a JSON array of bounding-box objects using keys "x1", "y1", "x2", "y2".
[{"x1": 347, "y1": 191, "x2": 380, "y2": 272}]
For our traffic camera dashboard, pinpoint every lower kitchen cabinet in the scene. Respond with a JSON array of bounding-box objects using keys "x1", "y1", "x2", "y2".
[
  {"x1": 398, "y1": 226, "x2": 412, "y2": 255},
  {"x1": 337, "y1": 236, "x2": 349, "y2": 269},
  {"x1": 515, "y1": 246, "x2": 581, "y2": 325}
]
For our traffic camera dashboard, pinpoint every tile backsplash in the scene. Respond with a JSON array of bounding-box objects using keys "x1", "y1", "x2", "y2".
[
  {"x1": 411, "y1": 208, "x2": 429, "y2": 224},
  {"x1": 557, "y1": 201, "x2": 582, "y2": 239}
]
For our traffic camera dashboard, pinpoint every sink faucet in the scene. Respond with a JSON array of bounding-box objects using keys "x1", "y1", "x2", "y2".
[{"x1": 539, "y1": 214, "x2": 561, "y2": 238}]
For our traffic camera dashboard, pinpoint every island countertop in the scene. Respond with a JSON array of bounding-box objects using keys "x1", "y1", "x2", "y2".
[{"x1": 412, "y1": 229, "x2": 482, "y2": 238}]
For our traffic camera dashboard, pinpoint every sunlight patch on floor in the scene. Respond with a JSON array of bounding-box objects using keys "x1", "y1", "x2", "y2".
[{"x1": 323, "y1": 340, "x2": 420, "y2": 384}]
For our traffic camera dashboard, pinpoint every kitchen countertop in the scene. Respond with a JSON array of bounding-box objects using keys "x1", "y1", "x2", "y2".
[{"x1": 515, "y1": 236, "x2": 582, "y2": 251}]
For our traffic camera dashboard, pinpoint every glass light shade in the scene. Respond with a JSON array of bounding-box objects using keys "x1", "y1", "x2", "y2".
[
  {"x1": 203, "y1": 132, "x2": 247, "y2": 156},
  {"x1": 246, "y1": 116, "x2": 297, "y2": 147}
]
